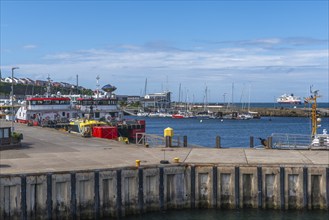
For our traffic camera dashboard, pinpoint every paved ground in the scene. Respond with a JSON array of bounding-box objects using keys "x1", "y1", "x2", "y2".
[{"x1": 0, "y1": 120, "x2": 328, "y2": 175}]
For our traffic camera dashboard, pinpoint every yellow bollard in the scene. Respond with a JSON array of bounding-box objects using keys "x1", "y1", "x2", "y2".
[
  {"x1": 136, "y1": 160, "x2": 141, "y2": 167},
  {"x1": 173, "y1": 157, "x2": 180, "y2": 163},
  {"x1": 164, "y1": 127, "x2": 174, "y2": 137},
  {"x1": 164, "y1": 127, "x2": 174, "y2": 147}
]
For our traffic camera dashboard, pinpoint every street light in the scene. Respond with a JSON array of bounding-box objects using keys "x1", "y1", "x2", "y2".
[{"x1": 11, "y1": 67, "x2": 19, "y2": 133}]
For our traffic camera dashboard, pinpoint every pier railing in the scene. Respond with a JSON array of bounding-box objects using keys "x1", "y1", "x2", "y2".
[
  {"x1": 135, "y1": 133, "x2": 202, "y2": 148},
  {"x1": 271, "y1": 133, "x2": 312, "y2": 150},
  {"x1": 135, "y1": 133, "x2": 165, "y2": 147}
]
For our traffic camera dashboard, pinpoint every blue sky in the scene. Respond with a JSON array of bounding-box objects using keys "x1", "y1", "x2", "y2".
[{"x1": 1, "y1": 1, "x2": 328, "y2": 102}]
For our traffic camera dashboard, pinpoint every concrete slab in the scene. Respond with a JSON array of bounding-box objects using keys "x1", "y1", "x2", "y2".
[
  {"x1": 184, "y1": 148, "x2": 248, "y2": 164},
  {"x1": 1, "y1": 120, "x2": 328, "y2": 175}
]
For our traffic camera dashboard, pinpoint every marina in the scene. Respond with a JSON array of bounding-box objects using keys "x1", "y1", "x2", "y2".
[
  {"x1": 1, "y1": 89, "x2": 328, "y2": 219},
  {"x1": 1, "y1": 80, "x2": 328, "y2": 219},
  {"x1": 1, "y1": 1, "x2": 328, "y2": 219},
  {"x1": 0, "y1": 41, "x2": 328, "y2": 220}
]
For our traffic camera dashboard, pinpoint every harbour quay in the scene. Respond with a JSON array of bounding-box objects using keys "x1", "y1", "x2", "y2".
[{"x1": 0, "y1": 121, "x2": 328, "y2": 219}]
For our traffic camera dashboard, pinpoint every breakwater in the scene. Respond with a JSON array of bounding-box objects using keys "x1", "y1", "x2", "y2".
[
  {"x1": 124, "y1": 106, "x2": 329, "y2": 117},
  {"x1": 1, "y1": 164, "x2": 328, "y2": 219},
  {"x1": 251, "y1": 107, "x2": 329, "y2": 117}
]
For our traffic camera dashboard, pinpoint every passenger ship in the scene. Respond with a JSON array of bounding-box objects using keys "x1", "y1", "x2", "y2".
[{"x1": 276, "y1": 93, "x2": 302, "y2": 104}]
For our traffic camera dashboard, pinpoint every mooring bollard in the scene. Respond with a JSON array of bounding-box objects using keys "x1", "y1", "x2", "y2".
[
  {"x1": 165, "y1": 136, "x2": 172, "y2": 148},
  {"x1": 164, "y1": 127, "x2": 173, "y2": 147},
  {"x1": 267, "y1": 136, "x2": 273, "y2": 149},
  {"x1": 250, "y1": 136, "x2": 254, "y2": 148},
  {"x1": 216, "y1": 136, "x2": 221, "y2": 148},
  {"x1": 183, "y1": 136, "x2": 187, "y2": 147}
]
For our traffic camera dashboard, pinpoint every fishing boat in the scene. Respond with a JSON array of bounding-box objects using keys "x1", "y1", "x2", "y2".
[{"x1": 276, "y1": 93, "x2": 302, "y2": 104}]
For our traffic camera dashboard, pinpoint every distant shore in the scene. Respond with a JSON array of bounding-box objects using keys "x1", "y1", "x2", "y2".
[
  {"x1": 249, "y1": 107, "x2": 329, "y2": 117},
  {"x1": 123, "y1": 106, "x2": 329, "y2": 118}
]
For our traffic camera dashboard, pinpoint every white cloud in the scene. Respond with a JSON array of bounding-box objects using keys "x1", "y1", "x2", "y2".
[
  {"x1": 1, "y1": 38, "x2": 328, "y2": 102},
  {"x1": 23, "y1": 44, "x2": 37, "y2": 49}
]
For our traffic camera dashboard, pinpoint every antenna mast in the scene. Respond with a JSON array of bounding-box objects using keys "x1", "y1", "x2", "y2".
[
  {"x1": 96, "y1": 75, "x2": 100, "y2": 98},
  {"x1": 305, "y1": 86, "x2": 321, "y2": 138},
  {"x1": 76, "y1": 74, "x2": 79, "y2": 94},
  {"x1": 144, "y1": 78, "x2": 147, "y2": 97}
]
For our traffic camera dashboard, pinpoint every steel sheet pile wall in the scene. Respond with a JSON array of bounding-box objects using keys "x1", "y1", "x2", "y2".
[{"x1": 1, "y1": 166, "x2": 328, "y2": 219}]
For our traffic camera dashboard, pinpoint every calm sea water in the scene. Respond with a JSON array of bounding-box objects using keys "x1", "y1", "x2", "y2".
[
  {"x1": 123, "y1": 107, "x2": 329, "y2": 219},
  {"x1": 127, "y1": 116, "x2": 329, "y2": 148},
  {"x1": 121, "y1": 209, "x2": 329, "y2": 220},
  {"x1": 227, "y1": 102, "x2": 329, "y2": 108},
  {"x1": 208, "y1": 102, "x2": 329, "y2": 108}
]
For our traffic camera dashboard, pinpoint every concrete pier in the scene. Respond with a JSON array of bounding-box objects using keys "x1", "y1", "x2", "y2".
[{"x1": 0, "y1": 121, "x2": 328, "y2": 219}]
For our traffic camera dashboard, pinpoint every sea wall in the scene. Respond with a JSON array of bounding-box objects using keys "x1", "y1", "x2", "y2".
[{"x1": 1, "y1": 165, "x2": 328, "y2": 219}]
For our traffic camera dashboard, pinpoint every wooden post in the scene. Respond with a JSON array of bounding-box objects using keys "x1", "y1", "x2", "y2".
[
  {"x1": 250, "y1": 136, "x2": 254, "y2": 148},
  {"x1": 183, "y1": 136, "x2": 187, "y2": 147},
  {"x1": 216, "y1": 136, "x2": 221, "y2": 148},
  {"x1": 165, "y1": 136, "x2": 171, "y2": 147},
  {"x1": 267, "y1": 136, "x2": 273, "y2": 149}
]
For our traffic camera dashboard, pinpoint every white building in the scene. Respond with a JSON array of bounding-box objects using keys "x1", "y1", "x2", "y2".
[{"x1": 142, "y1": 91, "x2": 171, "y2": 110}]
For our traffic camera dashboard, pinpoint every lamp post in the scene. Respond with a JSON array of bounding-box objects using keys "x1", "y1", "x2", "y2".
[{"x1": 11, "y1": 67, "x2": 19, "y2": 133}]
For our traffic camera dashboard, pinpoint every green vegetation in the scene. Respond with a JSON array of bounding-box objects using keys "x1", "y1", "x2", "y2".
[
  {"x1": 129, "y1": 101, "x2": 141, "y2": 108},
  {"x1": 12, "y1": 132, "x2": 23, "y2": 143}
]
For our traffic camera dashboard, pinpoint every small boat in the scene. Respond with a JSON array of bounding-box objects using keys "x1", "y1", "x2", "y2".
[
  {"x1": 237, "y1": 113, "x2": 253, "y2": 120},
  {"x1": 69, "y1": 119, "x2": 107, "y2": 137},
  {"x1": 172, "y1": 111, "x2": 192, "y2": 119},
  {"x1": 172, "y1": 113, "x2": 185, "y2": 119},
  {"x1": 276, "y1": 93, "x2": 302, "y2": 104},
  {"x1": 310, "y1": 129, "x2": 329, "y2": 149},
  {"x1": 68, "y1": 118, "x2": 146, "y2": 140}
]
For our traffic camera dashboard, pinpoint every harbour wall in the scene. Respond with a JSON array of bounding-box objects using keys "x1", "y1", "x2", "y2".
[{"x1": 1, "y1": 164, "x2": 328, "y2": 219}]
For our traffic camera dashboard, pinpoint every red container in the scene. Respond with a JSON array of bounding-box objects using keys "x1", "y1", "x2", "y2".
[
  {"x1": 93, "y1": 126, "x2": 118, "y2": 139},
  {"x1": 92, "y1": 126, "x2": 102, "y2": 138}
]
